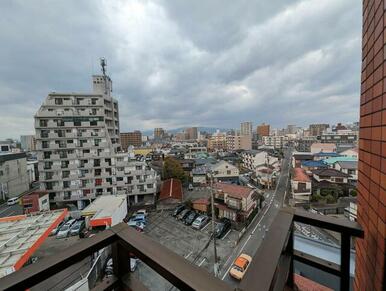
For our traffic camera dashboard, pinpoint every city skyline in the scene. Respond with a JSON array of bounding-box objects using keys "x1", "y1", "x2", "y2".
[{"x1": 0, "y1": 0, "x2": 361, "y2": 139}]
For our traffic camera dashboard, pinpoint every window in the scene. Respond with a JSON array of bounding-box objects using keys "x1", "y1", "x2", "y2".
[
  {"x1": 41, "y1": 199, "x2": 48, "y2": 205},
  {"x1": 40, "y1": 120, "x2": 48, "y2": 127},
  {"x1": 55, "y1": 98, "x2": 63, "y2": 105}
]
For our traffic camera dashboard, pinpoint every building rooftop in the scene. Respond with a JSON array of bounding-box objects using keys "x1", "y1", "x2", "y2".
[
  {"x1": 322, "y1": 156, "x2": 358, "y2": 165},
  {"x1": 0, "y1": 152, "x2": 27, "y2": 163},
  {"x1": 336, "y1": 161, "x2": 358, "y2": 170},
  {"x1": 301, "y1": 160, "x2": 328, "y2": 168},
  {"x1": 312, "y1": 168, "x2": 351, "y2": 178},
  {"x1": 314, "y1": 152, "x2": 341, "y2": 157},
  {"x1": 214, "y1": 182, "x2": 254, "y2": 199},
  {"x1": 81, "y1": 195, "x2": 127, "y2": 218},
  {"x1": 0, "y1": 209, "x2": 67, "y2": 278},
  {"x1": 159, "y1": 178, "x2": 183, "y2": 201},
  {"x1": 293, "y1": 168, "x2": 311, "y2": 182}
]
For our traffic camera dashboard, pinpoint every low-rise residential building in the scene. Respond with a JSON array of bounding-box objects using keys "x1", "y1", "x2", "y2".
[
  {"x1": 157, "y1": 178, "x2": 183, "y2": 209},
  {"x1": 0, "y1": 153, "x2": 30, "y2": 200},
  {"x1": 345, "y1": 201, "x2": 357, "y2": 222},
  {"x1": 292, "y1": 152, "x2": 314, "y2": 168},
  {"x1": 192, "y1": 165, "x2": 209, "y2": 185},
  {"x1": 177, "y1": 159, "x2": 195, "y2": 176},
  {"x1": 300, "y1": 160, "x2": 327, "y2": 173},
  {"x1": 21, "y1": 192, "x2": 50, "y2": 214},
  {"x1": 291, "y1": 168, "x2": 312, "y2": 204},
  {"x1": 209, "y1": 160, "x2": 239, "y2": 183},
  {"x1": 334, "y1": 161, "x2": 358, "y2": 185},
  {"x1": 339, "y1": 147, "x2": 358, "y2": 158},
  {"x1": 262, "y1": 135, "x2": 288, "y2": 149},
  {"x1": 310, "y1": 143, "x2": 337, "y2": 154},
  {"x1": 192, "y1": 198, "x2": 210, "y2": 213},
  {"x1": 213, "y1": 183, "x2": 258, "y2": 222},
  {"x1": 255, "y1": 166, "x2": 277, "y2": 189},
  {"x1": 322, "y1": 156, "x2": 358, "y2": 168},
  {"x1": 312, "y1": 168, "x2": 352, "y2": 195},
  {"x1": 241, "y1": 150, "x2": 278, "y2": 171},
  {"x1": 313, "y1": 152, "x2": 341, "y2": 161}
]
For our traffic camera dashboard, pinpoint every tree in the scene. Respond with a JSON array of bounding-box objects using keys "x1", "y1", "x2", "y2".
[{"x1": 162, "y1": 157, "x2": 188, "y2": 184}]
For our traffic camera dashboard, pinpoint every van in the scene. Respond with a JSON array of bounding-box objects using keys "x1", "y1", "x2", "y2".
[{"x1": 7, "y1": 197, "x2": 19, "y2": 206}]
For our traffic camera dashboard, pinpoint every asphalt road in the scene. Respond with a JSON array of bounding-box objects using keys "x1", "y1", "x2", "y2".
[
  {"x1": 220, "y1": 148, "x2": 292, "y2": 286},
  {"x1": 0, "y1": 203, "x2": 23, "y2": 218}
]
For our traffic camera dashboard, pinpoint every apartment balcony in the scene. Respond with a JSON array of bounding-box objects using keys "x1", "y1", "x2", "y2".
[
  {"x1": 116, "y1": 180, "x2": 126, "y2": 187},
  {"x1": 0, "y1": 208, "x2": 363, "y2": 291}
]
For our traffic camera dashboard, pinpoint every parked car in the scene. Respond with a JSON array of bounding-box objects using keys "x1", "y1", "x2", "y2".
[
  {"x1": 69, "y1": 220, "x2": 85, "y2": 236},
  {"x1": 128, "y1": 220, "x2": 146, "y2": 231},
  {"x1": 188, "y1": 184, "x2": 194, "y2": 191},
  {"x1": 135, "y1": 209, "x2": 148, "y2": 217},
  {"x1": 229, "y1": 254, "x2": 252, "y2": 280},
  {"x1": 177, "y1": 209, "x2": 191, "y2": 221},
  {"x1": 129, "y1": 214, "x2": 147, "y2": 225},
  {"x1": 192, "y1": 215, "x2": 210, "y2": 229},
  {"x1": 184, "y1": 211, "x2": 198, "y2": 225},
  {"x1": 215, "y1": 218, "x2": 231, "y2": 239},
  {"x1": 51, "y1": 221, "x2": 65, "y2": 236},
  {"x1": 7, "y1": 197, "x2": 19, "y2": 206},
  {"x1": 56, "y1": 219, "x2": 76, "y2": 239},
  {"x1": 172, "y1": 204, "x2": 185, "y2": 217}
]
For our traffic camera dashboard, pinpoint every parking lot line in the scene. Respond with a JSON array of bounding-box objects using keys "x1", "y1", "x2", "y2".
[
  {"x1": 221, "y1": 229, "x2": 231, "y2": 240},
  {"x1": 198, "y1": 258, "x2": 206, "y2": 267},
  {"x1": 184, "y1": 251, "x2": 193, "y2": 259},
  {"x1": 201, "y1": 222, "x2": 211, "y2": 231}
]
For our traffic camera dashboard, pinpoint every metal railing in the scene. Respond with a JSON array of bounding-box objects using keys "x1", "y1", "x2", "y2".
[{"x1": 0, "y1": 208, "x2": 363, "y2": 291}]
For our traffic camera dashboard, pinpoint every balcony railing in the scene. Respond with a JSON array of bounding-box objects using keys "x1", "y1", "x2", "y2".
[
  {"x1": 0, "y1": 223, "x2": 232, "y2": 291},
  {"x1": 0, "y1": 208, "x2": 363, "y2": 291}
]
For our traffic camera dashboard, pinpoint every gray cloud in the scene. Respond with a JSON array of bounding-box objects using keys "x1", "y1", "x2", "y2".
[{"x1": 0, "y1": 0, "x2": 361, "y2": 139}]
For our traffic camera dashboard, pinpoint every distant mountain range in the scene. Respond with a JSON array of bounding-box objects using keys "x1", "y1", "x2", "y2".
[{"x1": 141, "y1": 127, "x2": 232, "y2": 136}]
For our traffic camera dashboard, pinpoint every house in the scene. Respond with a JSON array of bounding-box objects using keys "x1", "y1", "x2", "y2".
[
  {"x1": 300, "y1": 160, "x2": 328, "y2": 173},
  {"x1": 158, "y1": 178, "x2": 183, "y2": 209},
  {"x1": 192, "y1": 198, "x2": 210, "y2": 213},
  {"x1": 310, "y1": 143, "x2": 337, "y2": 154},
  {"x1": 291, "y1": 168, "x2": 312, "y2": 204},
  {"x1": 209, "y1": 160, "x2": 239, "y2": 183},
  {"x1": 241, "y1": 150, "x2": 278, "y2": 171},
  {"x1": 21, "y1": 191, "x2": 50, "y2": 214},
  {"x1": 255, "y1": 166, "x2": 277, "y2": 189},
  {"x1": 292, "y1": 152, "x2": 314, "y2": 168},
  {"x1": 339, "y1": 147, "x2": 358, "y2": 158},
  {"x1": 322, "y1": 156, "x2": 358, "y2": 168},
  {"x1": 334, "y1": 161, "x2": 358, "y2": 185},
  {"x1": 313, "y1": 152, "x2": 341, "y2": 161},
  {"x1": 177, "y1": 159, "x2": 195, "y2": 176},
  {"x1": 213, "y1": 183, "x2": 259, "y2": 222},
  {"x1": 312, "y1": 168, "x2": 352, "y2": 195},
  {"x1": 192, "y1": 165, "x2": 209, "y2": 186}
]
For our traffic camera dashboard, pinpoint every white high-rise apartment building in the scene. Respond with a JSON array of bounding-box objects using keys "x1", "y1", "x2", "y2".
[
  {"x1": 35, "y1": 65, "x2": 157, "y2": 209},
  {"x1": 240, "y1": 122, "x2": 253, "y2": 136}
]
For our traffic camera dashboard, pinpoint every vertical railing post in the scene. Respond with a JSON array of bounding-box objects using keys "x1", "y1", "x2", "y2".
[
  {"x1": 286, "y1": 222, "x2": 294, "y2": 288},
  {"x1": 112, "y1": 241, "x2": 130, "y2": 289},
  {"x1": 340, "y1": 233, "x2": 350, "y2": 291}
]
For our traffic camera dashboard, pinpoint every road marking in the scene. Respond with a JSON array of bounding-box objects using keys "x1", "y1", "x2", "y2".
[
  {"x1": 0, "y1": 206, "x2": 11, "y2": 215},
  {"x1": 184, "y1": 251, "x2": 193, "y2": 259},
  {"x1": 198, "y1": 258, "x2": 206, "y2": 266},
  {"x1": 201, "y1": 222, "x2": 211, "y2": 231},
  {"x1": 221, "y1": 229, "x2": 231, "y2": 240}
]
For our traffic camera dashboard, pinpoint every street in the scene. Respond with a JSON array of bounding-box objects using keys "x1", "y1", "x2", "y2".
[
  {"x1": 219, "y1": 148, "x2": 292, "y2": 286},
  {"x1": 0, "y1": 203, "x2": 23, "y2": 218}
]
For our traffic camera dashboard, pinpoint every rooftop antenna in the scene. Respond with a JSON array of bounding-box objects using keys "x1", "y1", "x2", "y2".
[{"x1": 100, "y1": 58, "x2": 107, "y2": 76}]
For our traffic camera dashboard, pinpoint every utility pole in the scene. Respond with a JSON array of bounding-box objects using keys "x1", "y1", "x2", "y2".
[{"x1": 210, "y1": 171, "x2": 219, "y2": 277}]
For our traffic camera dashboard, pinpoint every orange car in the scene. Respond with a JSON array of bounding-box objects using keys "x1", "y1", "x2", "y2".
[{"x1": 229, "y1": 253, "x2": 252, "y2": 280}]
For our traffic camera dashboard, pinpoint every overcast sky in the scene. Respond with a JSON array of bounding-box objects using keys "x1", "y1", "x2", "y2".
[{"x1": 0, "y1": 0, "x2": 361, "y2": 139}]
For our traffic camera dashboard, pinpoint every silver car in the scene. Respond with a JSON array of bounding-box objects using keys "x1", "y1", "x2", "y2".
[
  {"x1": 192, "y1": 215, "x2": 209, "y2": 229},
  {"x1": 56, "y1": 219, "x2": 76, "y2": 239}
]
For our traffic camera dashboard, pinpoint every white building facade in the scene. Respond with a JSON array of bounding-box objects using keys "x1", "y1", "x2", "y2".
[{"x1": 35, "y1": 72, "x2": 157, "y2": 209}]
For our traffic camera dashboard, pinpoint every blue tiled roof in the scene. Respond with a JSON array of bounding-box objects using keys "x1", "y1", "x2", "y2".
[
  {"x1": 314, "y1": 152, "x2": 341, "y2": 157},
  {"x1": 301, "y1": 160, "x2": 327, "y2": 168}
]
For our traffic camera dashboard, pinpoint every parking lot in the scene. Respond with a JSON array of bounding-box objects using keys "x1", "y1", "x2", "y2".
[{"x1": 135, "y1": 210, "x2": 240, "y2": 290}]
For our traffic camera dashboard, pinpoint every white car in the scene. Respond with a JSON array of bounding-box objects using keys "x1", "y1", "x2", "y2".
[
  {"x1": 7, "y1": 197, "x2": 19, "y2": 206},
  {"x1": 56, "y1": 219, "x2": 76, "y2": 239},
  {"x1": 135, "y1": 209, "x2": 148, "y2": 217}
]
